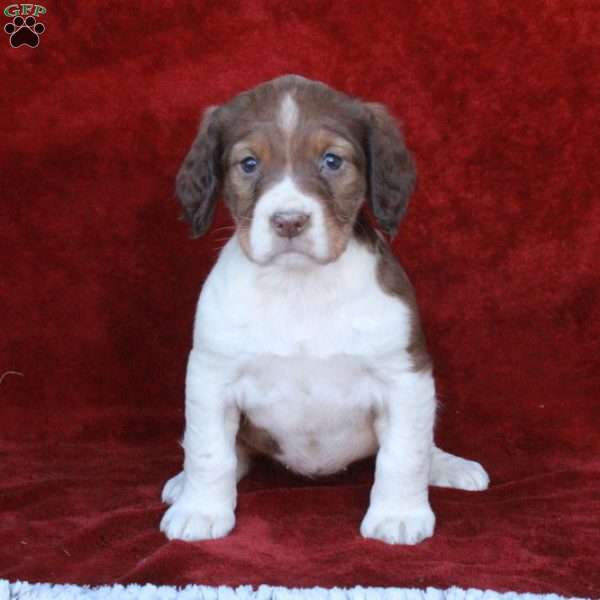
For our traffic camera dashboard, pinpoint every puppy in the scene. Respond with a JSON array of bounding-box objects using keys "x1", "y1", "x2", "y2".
[{"x1": 161, "y1": 75, "x2": 489, "y2": 545}]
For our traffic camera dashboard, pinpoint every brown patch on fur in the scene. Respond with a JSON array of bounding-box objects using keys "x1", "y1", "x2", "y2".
[
  {"x1": 237, "y1": 414, "x2": 282, "y2": 457},
  {"x1": 354, "y1": 213, "x2": 431, "y2": 372},
  {"x1": 364, "y1": 103, "x2": 416, "y2": 237}
]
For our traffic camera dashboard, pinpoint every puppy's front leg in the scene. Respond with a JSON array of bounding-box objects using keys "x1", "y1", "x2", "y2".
[
  {"x1": 160, "y1": 349, "x2": 239, "y2": 541},
  {"x1": 361, "y1": 370, "x2": 436, "y2": 545}
]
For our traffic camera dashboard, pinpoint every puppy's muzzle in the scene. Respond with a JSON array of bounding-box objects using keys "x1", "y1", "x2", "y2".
[{"x1": 270, "y1": 211, "x2": 311, "y2": 239}]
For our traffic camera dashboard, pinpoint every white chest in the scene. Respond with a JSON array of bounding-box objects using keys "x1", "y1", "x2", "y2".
[
  {"x1": 192, "y1": 238, "x2": 414, "y2": 475},
  {"x1": 196, "y1": 238, "x2": 411, "y2": 356}
]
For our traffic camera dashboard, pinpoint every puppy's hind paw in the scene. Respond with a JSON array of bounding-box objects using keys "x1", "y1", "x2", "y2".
[
  {"x1": 161, "y1": 472, "x2": 185, "y2": 505},
  {"x1": 430, "y1": 448, "x2": 490, "y2": 491},
  {"x1": 160, "y1": 503, "x2": 235, "y2": 541}
]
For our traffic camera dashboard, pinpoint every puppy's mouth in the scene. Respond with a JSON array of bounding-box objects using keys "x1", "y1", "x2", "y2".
[
  {"x1": 262, "y1": 239, "x2": 328, "y2": 266},
  {"x1": 242, "y1": 233, "x2": 331, "y2": 267}
]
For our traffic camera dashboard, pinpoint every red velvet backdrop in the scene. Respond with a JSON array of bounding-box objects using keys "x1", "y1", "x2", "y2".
[{"x1": 2, "y1": 1, "x2": 599, "y2": 597}]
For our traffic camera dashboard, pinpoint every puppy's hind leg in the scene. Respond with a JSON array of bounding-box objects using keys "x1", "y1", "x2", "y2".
[
  {"x1": 162, "y1": 471, "x2": 185, "y2": 505},
  {"x1": 429, "y1": 446, "x2": 489, "y2": 491}
]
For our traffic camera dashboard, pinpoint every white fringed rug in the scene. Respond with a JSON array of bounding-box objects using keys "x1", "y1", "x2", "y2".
[{"x1": 0, "y1": 582, "x2": 589, "y2": 600}]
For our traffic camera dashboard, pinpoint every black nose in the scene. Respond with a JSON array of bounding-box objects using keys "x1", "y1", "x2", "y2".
[{"x1": 270, "y1": 211, "x2": 311, "y2": 239}]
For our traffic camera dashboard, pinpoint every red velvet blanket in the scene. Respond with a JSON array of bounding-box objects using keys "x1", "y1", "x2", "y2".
[{"x1": 2, "y1": 2, "x2": 599, "y2": 598}]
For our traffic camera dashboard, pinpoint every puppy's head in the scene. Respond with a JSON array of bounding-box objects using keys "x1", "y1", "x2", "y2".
[{"x1": 177, "y1": 75, "x2": 415, "y2": 265}]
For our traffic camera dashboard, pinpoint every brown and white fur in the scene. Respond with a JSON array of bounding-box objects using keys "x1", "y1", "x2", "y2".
[{"x1": 160, "y1": 75, "x2": 489, "y2": 545}]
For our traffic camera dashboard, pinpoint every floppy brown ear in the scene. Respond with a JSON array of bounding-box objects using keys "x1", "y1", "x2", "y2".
[
  {"x1": 176, "y1": 106, "x2": 221, "y2": 238},
  {"x1": 365, "y1": 103, "x2": 416, "y2": 237}
]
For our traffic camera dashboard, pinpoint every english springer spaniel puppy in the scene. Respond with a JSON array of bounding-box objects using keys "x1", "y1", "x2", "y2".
[{"x1": 160, "y1": 75, "x2": 489, "y2": 545}]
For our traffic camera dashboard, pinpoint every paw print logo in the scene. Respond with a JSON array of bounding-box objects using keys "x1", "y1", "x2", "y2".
[{"x1": 4, "y1": 15, "x2": 45, "y2": 48}]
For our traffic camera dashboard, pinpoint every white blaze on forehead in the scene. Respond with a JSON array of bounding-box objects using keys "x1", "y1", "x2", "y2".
[
  {"x1": 278, "y1": 94, "x2": 299, "y2": 133},
  {"x1": 249, "y1": 176, "x2": 329, "y2": 263}
]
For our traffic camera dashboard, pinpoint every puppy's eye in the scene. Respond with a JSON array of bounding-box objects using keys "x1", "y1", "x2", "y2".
[
  {"x1": 321, "y1": 152, "x2": 343, "y2": 171},
  {"x1": 240, "y1": 156, "x2": 259, "y2": 174}
]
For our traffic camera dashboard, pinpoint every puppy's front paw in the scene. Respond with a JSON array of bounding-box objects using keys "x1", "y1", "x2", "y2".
[
  {"x1": 160, "y1": 503, "x2": 235, "y2": 541},
  {"x1": 430, "y1": 452, "x2": 489, "y2": 491},
  {"x1": 161, "y1": 472, "x2": 185, "y2": 505},
  {"x1": 360, "y1": 505, "x2": 435, "y2": 545}
]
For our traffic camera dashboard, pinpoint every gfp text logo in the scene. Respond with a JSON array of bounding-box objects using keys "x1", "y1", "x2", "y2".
[{"x1": 4, "y1": 4, "x2": 47, "y2": 48}]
